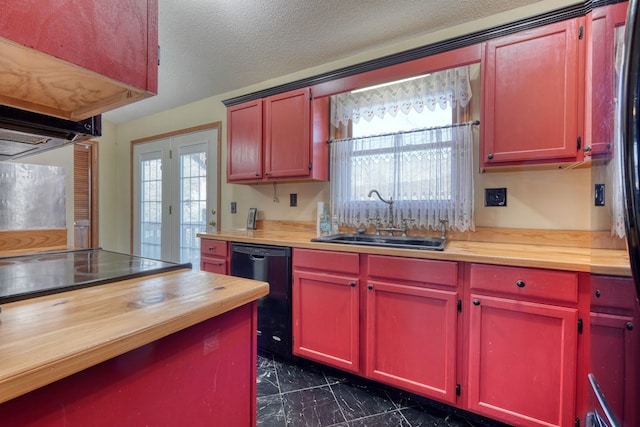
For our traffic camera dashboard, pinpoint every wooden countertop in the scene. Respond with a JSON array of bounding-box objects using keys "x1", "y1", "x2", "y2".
[
  {"x1": 0, "y1": 269, "x2": 269, "y2": 404},
  {"x1": 197, "y1": 229, "x2": 631, "y2": 277}
]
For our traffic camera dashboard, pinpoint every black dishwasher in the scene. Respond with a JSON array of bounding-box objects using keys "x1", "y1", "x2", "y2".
[{"x1": 230, "y1": 243, "x2": 292, "y2": 360}]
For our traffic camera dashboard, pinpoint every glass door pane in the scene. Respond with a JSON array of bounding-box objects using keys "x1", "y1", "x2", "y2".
[
  {"x1": 178, "y1": 145, "x2": 207, "y2": 267},
  {"x1": 139, "y1": 154, "x2": 163, "y2": 259}
]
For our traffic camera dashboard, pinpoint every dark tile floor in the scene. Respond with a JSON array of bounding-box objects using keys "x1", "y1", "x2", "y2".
[{"x1": 257, "y1": 352, "x2": 511, "y2": 427}]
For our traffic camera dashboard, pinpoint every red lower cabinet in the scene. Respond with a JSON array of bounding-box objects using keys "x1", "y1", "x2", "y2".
[
  {"x1": 200, "y1": 239, "x2": 228, "y2": 274},
  {"x1": 365, "y1": 280, "x2": 458, "y2": 403},
  {"x1": 292, "y1": 249, "x2": 360, "y2": 373},
  {"x1": 467, "y1": 264, "x2": 579, "y2": 427},
  {"x1": 590, "y1": 275, "x2": 640, "y2": 427}
]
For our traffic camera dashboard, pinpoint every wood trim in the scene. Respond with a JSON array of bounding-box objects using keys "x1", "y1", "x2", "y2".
[
  {"x1": 0, "y1": 229, "x2": 67, "y2": 251},
  {"x1": 130, "y1": 122, "x2": 223, "y2": 253},
  {"x1": 221, "y1": 1, "x2": 616, "y2": 106}
]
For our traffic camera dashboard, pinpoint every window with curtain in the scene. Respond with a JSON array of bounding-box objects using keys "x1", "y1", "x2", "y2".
[{"x1": 329, "y1": 65, "x2": 476, "y2": 233}]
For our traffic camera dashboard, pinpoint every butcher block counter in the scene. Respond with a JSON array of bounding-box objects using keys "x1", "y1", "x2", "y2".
[
  {"x1": 197, "y1": 228, "x2": 631, "y2": 277},
  {"x1": 0, "y1": 268, "x2": 269, "y2": 425}
]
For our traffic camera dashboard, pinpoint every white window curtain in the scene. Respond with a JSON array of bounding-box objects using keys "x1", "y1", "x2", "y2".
[
  {"x1": 331, "y1": 66, "x2": 472, "y2": 128},
  {"x1": 612, "y1": 26, "x2": 626, "y2": 238},
  {"x1": 330, "y1": 122, "x2": 475, "y2": 232}
]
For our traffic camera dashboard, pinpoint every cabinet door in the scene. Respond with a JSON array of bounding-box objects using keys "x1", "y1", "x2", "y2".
[
  {"x1": 227, "y1": 100, "x2": 263, "y2": 182},
  {"x1": 201, "y1": 256, "x2": 227, "y2": 274},
  {"x1": 365, "y1": 281, "x2": 458, "y2": 404},
  {"x1": 588, "y1": 3, "x2": 628, "y2": 159},
  {"x1": 264, "y1": 88, "x2": 311, "y2": 179},
  {"x1": 590, "y1": 312, "x2": 638, "y2": 427},
  {"x1": 467, "y1": 295, "x2": 578, "y2": 427},
  {"x1": 590, "y1": 274, "x2": 639, "y2": 427},
  {"x1": 292, "y1": 270, "x2": 359, "y2": 373},
  {"x1": 482, "y1": 18, "x2": 583, "y2": 166}
]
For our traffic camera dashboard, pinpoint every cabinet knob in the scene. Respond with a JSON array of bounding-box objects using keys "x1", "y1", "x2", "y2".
[
  {"x1": 516, "y1": 280, "x2": 525, "y2": 288},
  {"x1": 627, "y1": 322, "x2": 634, "y2": 331},
  {"x1": 595, "y1": 289, "x2": 601, "y2": 298},
  {"x1": 487, "y1": 153, "x2": 494, "y2": 160},
  {"x1": 473, "y1": 299, "x2": 480, "y2": 306},
  {"x1": 349, "y1": 281, "x2": 356, "y2": 287},
  {"x1": 208, "y1": 246, "x2": 216, "y2": 251},
  {"x1": 367, "y1": 284, "x2": 373, "y2": 290},
  {"x1": 265, "y1": 171, "x2": 269, "y2": 176},
  {"x1": 255, "y1": 172, "x2": 260, "y2": 177}
]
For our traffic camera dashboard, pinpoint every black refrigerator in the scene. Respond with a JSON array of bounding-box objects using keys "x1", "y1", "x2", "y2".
[{"x1": 588, "y1": 0, "x2": 640, "y2": 425}]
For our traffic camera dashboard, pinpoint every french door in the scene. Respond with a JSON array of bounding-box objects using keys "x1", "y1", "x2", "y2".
[{"x1": 132, "y1": 125, "x2": 219, "y2": 268}]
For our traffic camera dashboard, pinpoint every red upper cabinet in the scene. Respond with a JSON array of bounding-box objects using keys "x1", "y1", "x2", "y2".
[
  {"x1": 226, "y1": 88, "x2": 329, "y2": 184},
  {"x1": 227, "y1": 100, "x2": 263, "y2": 181},
  {"x1": 265, "y1": 89, "x2": 311, "y2": 178},
  {"x1": 586, "y1": 2, "x2": 628, "y2": 160},
  {"x1": 481, "y1": 18, "x2": 585, "y2": 168},
  {"x1": 0, "y1": 0, "x2": 158, "y2": 120}
]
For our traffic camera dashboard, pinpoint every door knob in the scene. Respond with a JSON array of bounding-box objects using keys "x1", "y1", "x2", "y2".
[{"x1": 209, "y1": 220, "x2": 216, "y2": 226}]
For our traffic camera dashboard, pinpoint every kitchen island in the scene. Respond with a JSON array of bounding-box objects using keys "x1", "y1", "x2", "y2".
[{"x1": 0, "y1": 268, "x2": 269, "y2": 426}]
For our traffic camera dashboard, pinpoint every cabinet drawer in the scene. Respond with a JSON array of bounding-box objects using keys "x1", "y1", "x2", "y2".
[
  {"x1": 591, "y1": 275, "x2": 636, "y2": 312},
  {"x1": 201, "y1": 256, "x2": 227, "y2": 275},
  {"x1": 470, "y1": 263, "x2": 578, "y2": 304},
  {"x1": 367, "y1": 255, "x2": 457, "y2": 287},
  {"x1": 293, "y1": 248, "x2": 359, "y2": 274},
  {"x1": 200, "y1": 239, "x2": 228, "y2": 257}
]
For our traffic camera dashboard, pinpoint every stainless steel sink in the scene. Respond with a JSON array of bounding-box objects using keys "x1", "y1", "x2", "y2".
[{"x1": 311, "y1": 234, "x2": 447, "y2": 251}]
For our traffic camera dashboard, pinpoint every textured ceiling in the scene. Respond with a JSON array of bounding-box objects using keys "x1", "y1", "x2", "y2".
[{"x1": 104, "y1": 0, "x2": 549, "y2": 124}]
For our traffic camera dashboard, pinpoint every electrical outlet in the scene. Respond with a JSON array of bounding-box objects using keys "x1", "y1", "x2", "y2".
[
  {"x1": 485, "y1": 188, "x2": 507, "y2": 207},
  {"x1": 595, "y1": 184, "x2": 605, "y2": 206},
  {"x1": 231, "y1": 201, "x2": 237, "y2": 213},
  {"x1": 290, "y1": 193, "x2": 297, "y2": 207}
]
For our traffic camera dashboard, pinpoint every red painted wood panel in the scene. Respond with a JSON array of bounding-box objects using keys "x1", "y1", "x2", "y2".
[
  {"x1": 293, "y1": 269, "x2": 360, "y2": 373},
  {"x1": 589, "y1": 274, "x2": 639, "y2": 427},
  {"x1": 293, "y1": 248, "x2": 360, "y2": 275},
  {"x1": 467, "y1": 295, "x2": 578, "y2": 427},
  {"x1": 0, "y1": 303, "x2": 258, "y2": 426},
  {"x1": 367, "y1": 255, "x2": 458, "y2": 287},
  {"x1": 311, "y1": 44, "x2": 482, "y2": 98},
  {"x1": 227, "y1": 99, "x2": 263, "y2": 181},
  {"x1": 588, "y1": 2, "x2": 629, "y2": 158},
  {"x1": 365, "y1": 280, "x2": 458, "y2": 404},
  {"x1": 264, "y1": 88, "x2": 311, "y2": 179},
  {"x1": 482, "y1": 18, "x2": 583, "y2": 165},
  {"x1": 469, "y1": 263, "x2": 578, "y2": 304},
  {"x1": 0, "y1": 0, "x2": 158, "y2": 93}
]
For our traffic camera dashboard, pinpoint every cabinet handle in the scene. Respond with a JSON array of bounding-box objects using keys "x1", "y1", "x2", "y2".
[
  {"x1": 516, "y1": 280, "x2": 525, "y2": 288},
  {"x1": 473, "y1": 299, "x2": 480, "y2": 306},
  {"x1": 350, "y1": 281, "x2": 356, "y2": 287},
  {"x1": 367, "y1": 284, "x2": 373, "y2": 290},
  {"x1": 627, "y1": 322, "x2": 634, "y2": 331},
  {"x1": 595, "y1": 289, "x2": 601, "y2": 298},
  {"x1": 487, "y1": 153, "x2": 494, "y2": 160}
]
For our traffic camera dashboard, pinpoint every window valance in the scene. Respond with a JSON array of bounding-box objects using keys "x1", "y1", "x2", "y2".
[{"x1": 330, "y1": 65, "x2": 473, "y2": 128}]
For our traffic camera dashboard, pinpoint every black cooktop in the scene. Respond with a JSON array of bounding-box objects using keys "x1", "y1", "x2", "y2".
[{"x1": 0, "y1": 249, "x2": 191, "y2": 305}]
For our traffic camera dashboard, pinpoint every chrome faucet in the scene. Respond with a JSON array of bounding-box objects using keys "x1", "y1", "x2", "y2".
[
  {"x1": 368, "y1": 189, "x2": 393, "y2": 223},
  {"x1": 368, "y1": 189, "x2": 406, "y2": 235}
]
